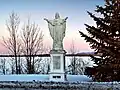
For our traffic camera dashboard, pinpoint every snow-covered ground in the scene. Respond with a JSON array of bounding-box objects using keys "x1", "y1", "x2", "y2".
[{"x1": 0, "y1": 74, "x2": 92, "y2": 82}]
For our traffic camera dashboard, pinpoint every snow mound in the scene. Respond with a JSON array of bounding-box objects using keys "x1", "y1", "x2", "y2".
[
  {"x1": 67, "y1": 75, "x2": 92, "y2": 82},
  {"x1": 0, "y1": 74, "x2": 92, "y2": 82}
]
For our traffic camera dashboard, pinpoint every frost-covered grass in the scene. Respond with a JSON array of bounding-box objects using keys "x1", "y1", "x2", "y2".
[
  {"x1": 0, "y1": 81, "x2": 119, "y2": 90},
  {"x1": 0, "y1": 75, "x2": 119, "y2": 89}
]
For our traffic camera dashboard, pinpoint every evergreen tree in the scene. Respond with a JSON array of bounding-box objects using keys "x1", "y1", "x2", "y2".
[{"x1": 79, "y1": 0, "x2": 120, "y2": 81}]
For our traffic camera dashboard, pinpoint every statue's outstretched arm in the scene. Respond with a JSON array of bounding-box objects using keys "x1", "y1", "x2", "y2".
[
  {"x1": 65, "y1": 17, "x2": 68, "y2": 21},
  {"x1": 60, "y1": 17, "x2": 68, "y2": 25},
  {"x1": 44, "y1": 18, "x2": 55, "y2": 26}
]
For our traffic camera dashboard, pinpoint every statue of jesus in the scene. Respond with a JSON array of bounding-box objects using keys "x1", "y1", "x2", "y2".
[{"x1": 44, "y1": 13, "x2": 68, "y2": 50}]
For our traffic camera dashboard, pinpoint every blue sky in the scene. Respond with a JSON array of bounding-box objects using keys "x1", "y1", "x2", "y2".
[{"x1": 0, "y1": 0, "x2": 104, "y2": 53}]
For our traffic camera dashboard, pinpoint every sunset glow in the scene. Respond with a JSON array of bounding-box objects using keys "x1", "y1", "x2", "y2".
[{"x1": 0, "y1": 0, "x2": 104, "y2": 54}]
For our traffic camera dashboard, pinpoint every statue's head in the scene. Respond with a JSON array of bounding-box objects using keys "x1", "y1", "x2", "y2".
[{"x1": 55, "y1": 12, "x2": 60, "y2": 19}]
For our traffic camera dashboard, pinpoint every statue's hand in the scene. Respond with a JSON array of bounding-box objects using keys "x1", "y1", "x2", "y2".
[
  {"x1": 44, "y1": 18, "x2": 55, "y2": 26},
  {"x1": 60, "y1": 17, "x2": 68, "y2": 25},
  {"x1": 44, "y1": 18, "x2": 48, "y2": 22},
  {"x1": 65, "y1": 17, "x2": 68, "y2": 20}
]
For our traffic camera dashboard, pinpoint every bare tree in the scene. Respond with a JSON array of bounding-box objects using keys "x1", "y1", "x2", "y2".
[
  {"x1": 68, "y1": 40, "x2": 78, "y2": 75},
  {"x1": 32, "y1": 57, "x2": 50, "y2": 74},
  {"x1": 68, "y1": 58, "x2": 97, "y2": 75},
  {"x1": 0, "y1": 58, "x2": 9, "y2": 75},
  {"x1": 2, "y1": 12, "x2": 21, "y2": 74},
  {"x1": 9, "y1": 58, "x2": 16, "y2": 74},
  {"x1": 21, "y1": 19, "x2": 44, "y2": 74},
  {"x1": 68, "y1": 40, "x2": 97, "y2": 75}
]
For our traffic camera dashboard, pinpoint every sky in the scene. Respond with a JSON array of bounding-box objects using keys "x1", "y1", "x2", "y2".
[{"x1": 0, "y1": 0, "x2": 104, "y2": 54}]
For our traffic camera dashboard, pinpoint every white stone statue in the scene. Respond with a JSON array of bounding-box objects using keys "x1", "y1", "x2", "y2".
[{"x1": 44, "y1": 13, "x2": 68, "y2": 50}]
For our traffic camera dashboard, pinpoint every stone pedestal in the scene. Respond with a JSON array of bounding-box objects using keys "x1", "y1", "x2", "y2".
[{"x1": 49, "y1": 50, "x2": 66, "y2": 81}]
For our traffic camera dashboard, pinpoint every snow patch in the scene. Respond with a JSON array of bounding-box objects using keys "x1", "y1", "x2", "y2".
[{"x1": 0, "y1": 74, "x2": 92, "y2": 82}]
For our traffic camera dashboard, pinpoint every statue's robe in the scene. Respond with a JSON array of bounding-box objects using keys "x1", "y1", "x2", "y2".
[{"x1": 48, "y1": 18, "x2": 66, "y2": 50}]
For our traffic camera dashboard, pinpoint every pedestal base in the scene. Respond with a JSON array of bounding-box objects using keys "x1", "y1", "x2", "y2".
[
  {"x1": 49, "y1": 50, "x2": 66, "y2": 81},
  {"x1": 49, "y1": 72, "x2": 66, "y2": 81}
]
